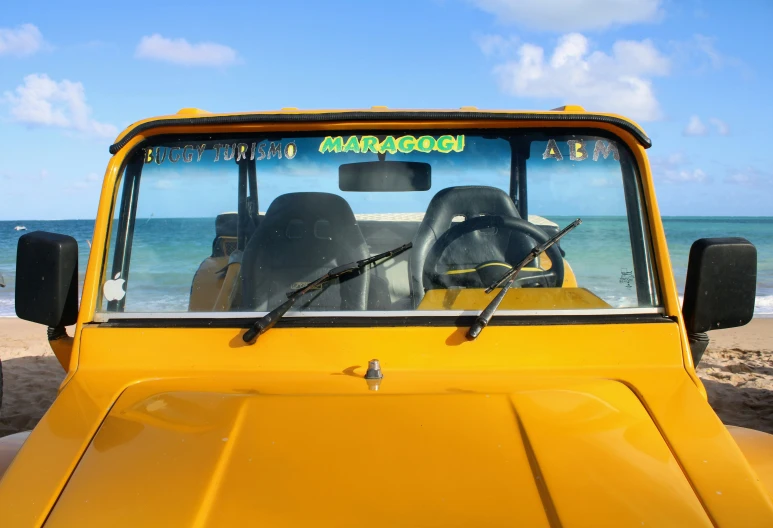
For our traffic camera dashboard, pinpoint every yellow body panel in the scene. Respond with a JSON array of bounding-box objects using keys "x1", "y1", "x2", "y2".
[
  {"x1": 561, "y1": 259, "x2": 578, "y2": 287},
  {"x1": 1, "y1": 109, "x2": 770, "y2": 526},
  {"x1": 2, "y1": 324, "x2": 773, "y2": 526},
  {"x1": 727, "y1": 426, "x2": 773, "y2": 498},
  {"x1": 418, "y1": 287, "x2": 611, "y2": 310},
  {"x1": 188, "y1": 256, "x2": 227, "y2": 312},
  {"x1": 47, "y1": 380, "x2": 711, "y2": 527}
]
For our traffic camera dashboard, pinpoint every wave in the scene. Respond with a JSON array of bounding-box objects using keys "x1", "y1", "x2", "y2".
[
  {"x1": 0, "y1": 298, "x2": 14, "y2": 317},
  {"x1": 755, "y1": 295, "x2": 773, "y2": 316}
]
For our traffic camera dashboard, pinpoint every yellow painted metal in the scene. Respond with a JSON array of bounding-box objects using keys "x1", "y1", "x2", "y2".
[
  {"x1": 0, "y1": 432, "x2": 30, "y2": 479},
  {"x1": 562, "y1": 260, "x2": 578, "y2": 287},
  {"x1": 418, "y1": 287, "x2": 611, "y2": 310},
  {"x1": 2, "y1": 110, "x2": 770, "y2": 526},
  {"x1": 1, "y1": 324, "x2": 772, "y2": 525},
  {"x1": 551, "y1": 104, "x2": 587, "y2": 112},
  {"x1": 727, "y1": 426, "x2": 773, "y2": 499},
  {"x1": 176, "y1": 107, "x2": 212, "y2": 116},
  {"x1": 188, "y1": 256, "x2": 227, "y2": 311},
  {"x1": 212, "y1": 262, "x2": 241, "y2": 312},
  {"x1": 47, "y1": 381, "x2": 710, "y2": 526},
  {"x1": 625, "y1": 139, "x2": 705, "y2": 392}
]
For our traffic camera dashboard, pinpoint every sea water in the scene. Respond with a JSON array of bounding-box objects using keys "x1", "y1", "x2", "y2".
[{"x1": 1, "y1": 217, "x2": 771, "y2": 317}]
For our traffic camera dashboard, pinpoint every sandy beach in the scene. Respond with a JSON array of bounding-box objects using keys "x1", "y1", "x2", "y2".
[
  {"x1": 0, "y1": 319, "x2": 68, "y2": 437},
  {"x1": 1, "y1": 317, "x2": 772, "y2": 437}
]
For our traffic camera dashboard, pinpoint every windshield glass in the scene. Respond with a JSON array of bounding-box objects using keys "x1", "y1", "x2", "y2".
[{"x1": 99, "y1": 129, "x2": 659, "y2": 318}]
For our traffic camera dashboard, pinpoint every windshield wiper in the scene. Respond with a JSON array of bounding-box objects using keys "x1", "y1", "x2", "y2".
[
  {"x1": 243, "y1": 242, "x2": 412, "y2": 343},
  {"x1": 467, "y1": 218, "x2": 582, "y2": 340}
]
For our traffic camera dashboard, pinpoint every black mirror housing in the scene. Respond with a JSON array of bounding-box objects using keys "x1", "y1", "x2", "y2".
[
  {"x1": 682, "y1": 237, "x2": 756, "y2": 334},
  {"x1": 339, "y1": 161, "x2": 431, "y2": 192},
  {"x1": 15, "y1": 231, "x2": 79, "y2": 328}
]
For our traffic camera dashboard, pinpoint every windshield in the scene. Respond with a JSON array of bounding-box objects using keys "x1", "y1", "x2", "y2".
[{"x1": 99, "y1": 129, "x2": 659, "y2": 319}]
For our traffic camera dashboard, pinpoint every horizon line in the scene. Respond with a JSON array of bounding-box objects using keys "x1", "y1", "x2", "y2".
[{"x1": 3, "y1": 214, "x2": 773, "y2": 222}]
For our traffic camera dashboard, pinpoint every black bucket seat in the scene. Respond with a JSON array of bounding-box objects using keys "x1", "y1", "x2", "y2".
[{"x1": 239, "y1": 192, "x2": 370, "y2": 311}]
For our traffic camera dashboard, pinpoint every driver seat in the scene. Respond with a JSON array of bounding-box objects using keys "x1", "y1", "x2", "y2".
[{"x1": 409, "y1": 186, "x2": 521, "y2": 305}]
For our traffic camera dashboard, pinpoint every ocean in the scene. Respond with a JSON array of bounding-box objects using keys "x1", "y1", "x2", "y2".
[{"x1": 1, "y1": 217, "x2": 771, "y2": 317}]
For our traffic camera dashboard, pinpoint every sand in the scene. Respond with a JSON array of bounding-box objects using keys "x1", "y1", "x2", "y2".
[
  {"x1": 1, "y1": 317, "x2": 772, "y2": 437},
  {"x1": 697, "y1": 318, "x2": 773, "y2": 434},
  {"x1": 0, "y1": 319, "x2": 67, "y2": 437}
]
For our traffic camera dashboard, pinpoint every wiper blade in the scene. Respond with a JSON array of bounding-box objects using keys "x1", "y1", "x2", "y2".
[
  {"x1": 467, "y1": 218, "x2": 582, "y2": 340},
  {"x1": 243, "y1": 242, "x2": 412, "y2": 343}
]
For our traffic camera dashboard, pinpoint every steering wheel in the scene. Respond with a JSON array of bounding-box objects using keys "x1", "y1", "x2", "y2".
[{"x1": 422, "y1": 215, "x2": 564, "y2": 291}]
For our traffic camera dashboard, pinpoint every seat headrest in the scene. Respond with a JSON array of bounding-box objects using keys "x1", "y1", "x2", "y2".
[
  {"x1": 260, "y1": 192, "x2": 359, "y2": 235},
  {"x1": 215, "y1": 212, "x2": 238, "y2": 237},
  {"x1": 423, "y1": 186, "x2": 519, "y2": 229}
]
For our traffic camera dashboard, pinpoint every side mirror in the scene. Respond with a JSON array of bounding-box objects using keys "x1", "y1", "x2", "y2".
[
  {"x1": 682, "y1": 237, "x2": 756, "y2": 365},
  {"x1": 15, "y1": 232, "x2": 79, "y2": 328}
]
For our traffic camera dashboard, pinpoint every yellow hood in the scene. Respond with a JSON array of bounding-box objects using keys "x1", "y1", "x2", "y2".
[{"x1": 46, "y1": 378, "x2": 710, "y2": 527}]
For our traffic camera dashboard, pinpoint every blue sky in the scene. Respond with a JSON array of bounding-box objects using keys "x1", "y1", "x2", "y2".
[{"x1": 1, "y1": 0, "x2": 771, "y2": 219}]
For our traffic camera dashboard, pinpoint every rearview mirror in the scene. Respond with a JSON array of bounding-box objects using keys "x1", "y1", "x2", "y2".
[
  {"x1": 339, "y1": 161, "x2": 431, "y2": 192},
  {"x1": 15, "y1": 232, "x2": 79, "y2": 328},
  {"x1": 682, "y1": 237, "x2": 756, "y2": 364}
]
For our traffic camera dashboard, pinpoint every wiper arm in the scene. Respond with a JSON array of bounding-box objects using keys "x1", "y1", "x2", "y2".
[
  {"x1": 467, "y1": 218, "x2": 582, "y2": 340},
  {"x1": 242, "y1": 242, "x2": 412, "y2": 343}
]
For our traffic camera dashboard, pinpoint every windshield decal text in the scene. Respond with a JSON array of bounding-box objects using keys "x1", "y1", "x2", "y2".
[
  {"x1": 318, "y1": 135, "x2": 465, "y2": 155},
  {"x1": 592, "y1": 140, "x2": 620, "y2": 161},
  {"x1": 143, "y1": 141, "x2": 297, "y2": 165},
  {"x1": 542, "y1": 139, "x2": 620, "y2": 162}
]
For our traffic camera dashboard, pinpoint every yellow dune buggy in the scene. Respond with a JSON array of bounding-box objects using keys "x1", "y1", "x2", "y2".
[{"x1": 1, "y1": 106, "x2": 770, "y2": 526}]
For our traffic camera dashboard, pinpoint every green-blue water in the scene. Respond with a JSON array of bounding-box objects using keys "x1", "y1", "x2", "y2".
[{"x1": 1, "y1": 217, "x2": 771, "y2": 316}]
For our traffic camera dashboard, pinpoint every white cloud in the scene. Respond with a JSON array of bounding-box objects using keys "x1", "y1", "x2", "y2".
[
  {"x1": 709, "y1": 117, "x2": 729, "y2": 135},
  {"x1": 683, "y1": 115, "x2": 729, "y2": 136},
  {"x1": 470, "y1": 0, "x2": 662, "y2": 31},
  {"x1": 691, "y1": 34, "x2": 723, "y2": 68},
  {"x1": 726, "y1": 172, "x2": 752, "y2": 185},
  {"x1": 476, "y1": 34, "x2": 520, "y2": 57},
  {"x1": 671, "y1": 34, "x2": 749, "y2": 77},
  {"x1": 0, "y1": 24, "x2": 46, "y2": 57},
  {"x1": 725, "y1": 167, "x2": 771, "y2": 187},
  {"x1": 651, "y1": 152, "x2": 709, "y2": 184},
  {"x1": 485, "y1": 33, "x2": 669, "y2": 120},
  {"x1": 683, "y1": 115, "x2": 707, "y2": 136},
  {"x1": 135, "y1": 34, "x2": 239, "y2": 67},
  {"x1": 659, "y1": 151, "x2": 685, "y2": 166},
  {"x1": 2, "y1": 74, "x2": 117, "y2": 138},
  {"x1": 668, "y1": 168, "x2": 707, "y2": 183}
]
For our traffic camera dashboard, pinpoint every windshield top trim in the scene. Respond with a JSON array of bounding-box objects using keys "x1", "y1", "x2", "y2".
[
  {"x1": 109, "y1": 111, "x2": 652, "y2": 155},
  {"x1": 94, "y1": 307, "x2": 664, "y2": 322}
]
